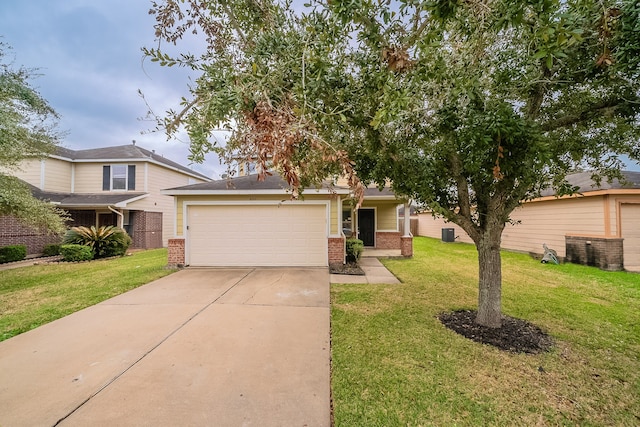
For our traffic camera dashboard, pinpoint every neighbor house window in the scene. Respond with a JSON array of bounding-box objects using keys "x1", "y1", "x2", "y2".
[{"x1": 103, "y1": 165, "x2": 136, "y2": 191}]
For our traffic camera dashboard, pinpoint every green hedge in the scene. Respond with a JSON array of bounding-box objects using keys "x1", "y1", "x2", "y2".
[
  {"x1": 346, "y1": 238, "x2": 364, "y2": 263},
  {"x1": 60, "y1": 244, "x2": 94, "y2": 262},
  {"x1": 42, "y1": 244, "x2": 61, "y2": 257},
  {"x1": 0, "y1": 245, "x2": 27, "y2": 264}
]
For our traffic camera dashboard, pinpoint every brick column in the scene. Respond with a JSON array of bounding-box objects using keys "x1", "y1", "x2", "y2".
[
  {"x1": 167, "y1": 238, "x2": 185, "y2": 268},
  {"x1": 401, "y1": 236, "x2": 413, "y2": 258},
  {"x1": 328, "y1": 237, "x2": 345, "y2": 264}
]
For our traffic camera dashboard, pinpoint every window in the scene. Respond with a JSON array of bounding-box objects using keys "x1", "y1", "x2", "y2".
[
  {"x1": 103, "y1": 165, "x2": 136, "y2": 191},
  {"x1": 342, "y1": 209, "x2": 353, "y2": 237},
  {"x1": 112, "y1": 165, "x2": 127, "y2": 190}
]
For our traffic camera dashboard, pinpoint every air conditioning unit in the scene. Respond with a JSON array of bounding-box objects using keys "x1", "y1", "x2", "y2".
[{"x1": 441, "y1": 228, "x2": 455, "y2": 243}]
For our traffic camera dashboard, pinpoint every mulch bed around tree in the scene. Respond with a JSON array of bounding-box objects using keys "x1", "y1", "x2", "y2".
[
  {"x1": 329, "y1": 262, "x2": 365, "y2": 275},
  {"x1": 439, "y1": 310, "x2": 554, "y2": 354}
]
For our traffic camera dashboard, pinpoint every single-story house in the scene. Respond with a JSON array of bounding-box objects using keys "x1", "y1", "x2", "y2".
[
  {"x1": 418, "y1": 171, "x2": 640, "y2": 272},
  {"x1": 162, "y1": 174, "x2": 413, "y2": 267}
]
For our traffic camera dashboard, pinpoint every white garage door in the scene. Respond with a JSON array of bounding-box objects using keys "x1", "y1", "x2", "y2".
[
  {"x1": 187, "y1": 204, "x2": 328, "y2": 267},
  {"x1": 621, "y1": 203, "x2": 640, "y2": 271}
]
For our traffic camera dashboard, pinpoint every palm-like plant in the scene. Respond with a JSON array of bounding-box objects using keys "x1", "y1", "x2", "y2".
[{"x1": 63, "y1": 226, "x2": 132, "y2": 259}]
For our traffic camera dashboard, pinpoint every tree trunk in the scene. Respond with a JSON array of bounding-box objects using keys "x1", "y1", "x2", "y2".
[{"x1": 475, "y1": 233, "x2": 503, "y2": 328}]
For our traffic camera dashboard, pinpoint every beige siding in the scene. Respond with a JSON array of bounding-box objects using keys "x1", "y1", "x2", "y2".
[
  {"x1": 128, "y1": 163, "x2": 206, "y2": 246},
  {"x1": 73, "y1": 163, "x2": 105, "y2": 192},
  {"x1": 418, "y1": 196, "x2": 608, "y2": 257},
  {"x1": 9, "y1": 159, "x2": 42, "y2": 188},
  {"x1": 330, "y1": 196, "x2": 339, "y2": 235},
  {"x1": 502, "y1": 197, "x2": 606, "y2": 257},
  {"x1": 42, "y1": 158, "x2": 72, "y2": 192}
]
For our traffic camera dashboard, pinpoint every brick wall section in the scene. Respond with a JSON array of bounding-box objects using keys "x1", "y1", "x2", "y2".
[
  {"x1": 328, "y1": 237, "x2": 345, "y2": 264},
  {"x1": 0, "y1": 215, "x2": 62, "y2": 255},
  {"x1": 167, "y1": 238, "x2": 185, "y2": 267},
  {"x1": 401, "y1": 236, "x2": 413, "y2": 257},
  {"x1": 565, "y1": 236, "x2": 624, "y2": 271},
  {"x1": 375, "y1": 231, "x2": 401, "y2": 249},
  {"x1": 131, "y1": 211, "x2": 163, "y2": 249}
]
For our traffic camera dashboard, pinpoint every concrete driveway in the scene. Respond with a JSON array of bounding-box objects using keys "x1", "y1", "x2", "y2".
[{"x1": 0, "y1": 268, "x2": 330, "y2": 427}]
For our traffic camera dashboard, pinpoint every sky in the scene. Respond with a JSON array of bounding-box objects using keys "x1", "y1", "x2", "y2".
[
  {"x1": 1, "y1": 1, "x2": 638, "y2": 177},
  {"x1": 0, "y1": 0, "x2": 225, "y2": 178}
]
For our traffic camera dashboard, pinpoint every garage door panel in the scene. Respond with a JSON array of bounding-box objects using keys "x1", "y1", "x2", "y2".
[
  {"x1": 621, "y1": 204, "x2": 640, "y2": 269},
  {"x1": 187, "y1": 204, "x2": 328, "y2": 267}
]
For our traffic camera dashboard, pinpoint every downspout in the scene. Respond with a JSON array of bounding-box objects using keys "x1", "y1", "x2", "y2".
[{"x1": 107, "y1": 206, "x2": 124, "y2": 229}]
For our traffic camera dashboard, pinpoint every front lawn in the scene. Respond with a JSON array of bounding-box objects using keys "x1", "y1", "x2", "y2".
[
  {"x1": 331, "y1": 237, "x2": 640, "y2": 426},
  {"x1": 0, "y1": 249, "x2": 174, "y2": 341}
]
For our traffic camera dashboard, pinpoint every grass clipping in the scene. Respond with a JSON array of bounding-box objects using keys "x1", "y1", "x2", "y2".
[{"x1": 439, "y1": 310, "x2": 554, "y2": 354}]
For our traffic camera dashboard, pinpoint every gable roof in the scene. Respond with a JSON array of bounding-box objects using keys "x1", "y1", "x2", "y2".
[
  {"x1": 541, "y1": 171, "x2": 640, "y2": 197},
  {"x1": 52, "y1": 144, "x2": 210, "y2": 181},
  {"x1": 162, "y1": 173, "x2": 351, "y2": 195}
]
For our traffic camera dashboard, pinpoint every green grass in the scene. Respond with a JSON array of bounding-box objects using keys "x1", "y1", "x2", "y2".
[
  {"x1": 331, "y1": 237, "x2": 640, "y2": 426},
  {"x1": 0, "y1": 249, "x2": 175, "y2": 341}
]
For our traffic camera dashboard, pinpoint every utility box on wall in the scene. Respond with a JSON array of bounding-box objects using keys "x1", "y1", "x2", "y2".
[{"x1": 442, "y1": 228, "x2": 455, "y2": 243}]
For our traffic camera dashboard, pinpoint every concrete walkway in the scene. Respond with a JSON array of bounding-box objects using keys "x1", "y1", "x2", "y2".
[
  {"x1": 0, "y1": 268, "x2": 330, "y2": 427},
  {"x1": 330, "y1": 257, "x2": 401, "y2": 284}
]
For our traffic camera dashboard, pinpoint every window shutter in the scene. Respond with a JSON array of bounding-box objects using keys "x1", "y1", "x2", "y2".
[
  {"x1": 102, "y1": 166, "x2": 110, "y2": 191},
  {"x1": 127, "y1": 165, "x2": 136, "y2": 190}
]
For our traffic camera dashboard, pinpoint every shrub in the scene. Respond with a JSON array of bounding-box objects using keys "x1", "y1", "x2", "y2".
[
  {"x1": 42, "y1": 244, "x2": 61, "y2": 257},
  {"x1": 346, "y1": 238, "x2": 364, "y2": 264},
  {"x1": 60, "y1": 244, "x2": 94, "y2": 262},
  {"x1": 63, "y1": 226, "x2": 132, "y2": 259},
  {"x1": 0, "y1": 245, "x2": 27, "y2": 264}
]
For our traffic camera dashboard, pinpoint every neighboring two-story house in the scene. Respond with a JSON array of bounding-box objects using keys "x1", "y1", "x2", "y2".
[{"x1": 1, "y1": 142, "x2": 210, "y2": 254}]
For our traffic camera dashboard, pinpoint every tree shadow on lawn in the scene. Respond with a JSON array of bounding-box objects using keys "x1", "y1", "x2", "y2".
[{"x1": 439, "y1": 310, "x2": 554, "y2": 354}]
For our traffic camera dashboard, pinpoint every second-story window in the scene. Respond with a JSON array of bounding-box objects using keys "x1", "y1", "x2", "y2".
[
  {"x1": 112, "y1": 165, "x2": 127, "y2": 190},
  {"x1": 103, "y1": 165, "x2": 136, "y2": 191}
]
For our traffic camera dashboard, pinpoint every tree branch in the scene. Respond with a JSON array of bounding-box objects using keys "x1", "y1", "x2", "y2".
[
  {"x1": 540, "y1": 98, "x2": 631, "y2": 131},
  {"x1": 525, "y1": 61, "x2": 551, "y2": 120},
  {"x1": 449, "y1": 153, "x2": 480, "y2": 242}
]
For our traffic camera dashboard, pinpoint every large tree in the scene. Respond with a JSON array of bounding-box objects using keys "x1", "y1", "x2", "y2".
[
  {"x1": 145, "y1": 0, "x2": 640, "y2": 327},
  {"x1": 0, "y1": 42, "x2": 67, "y2": 234}
]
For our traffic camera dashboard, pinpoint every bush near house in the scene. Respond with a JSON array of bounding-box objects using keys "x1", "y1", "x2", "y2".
[
  {"x1": 0, "y1": 245, "x2": 27, "y2": 264},
  {"x1": 345, "y1": 238, "x2": 364, "y2": 264},
  {"x1": 42, "y1": 244, "x2": 61, "y2": 257},
  {"x1": 63, "y1": 226, "x2": 132, "y2": 259},
  {"x1": 59, "y1": 244, "x2": 93, "y2": 262}
]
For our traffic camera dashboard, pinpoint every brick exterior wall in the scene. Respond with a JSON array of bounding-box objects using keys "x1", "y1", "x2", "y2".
[
  {"x1": 0, "y1": 215, "x2": 62, "y2": 255},
  {"x1": 131, "y1": 211, "x2": 163, "y2": 249},
  {"x1": 167, "y1": 238, "x2": 185, "y2": 267},
  {"x1": 328, "y1": 237, "x2": 345, "y2": 264},
  {"x1": 401, "y1": 236, "x2": 413, "y2": 257},
  {"x1": 375, "y1": 231, "x2": 401, "y2": 249},
  {"x1": 565, "y1": 235, "x2": 624, "y2": 271}
]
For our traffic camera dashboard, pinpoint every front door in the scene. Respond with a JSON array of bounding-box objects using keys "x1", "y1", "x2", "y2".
[{"x1": 358, "y1": 209, "x2": 375, "y2": 247}]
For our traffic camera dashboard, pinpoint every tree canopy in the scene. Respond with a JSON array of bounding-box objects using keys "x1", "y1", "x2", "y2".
[
  {"x1": 146, "y1": 0, "x2": 640, "y2": 327},
  {"x1": 0, "y1": 42, "x2": 68, "y2": 234}
]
